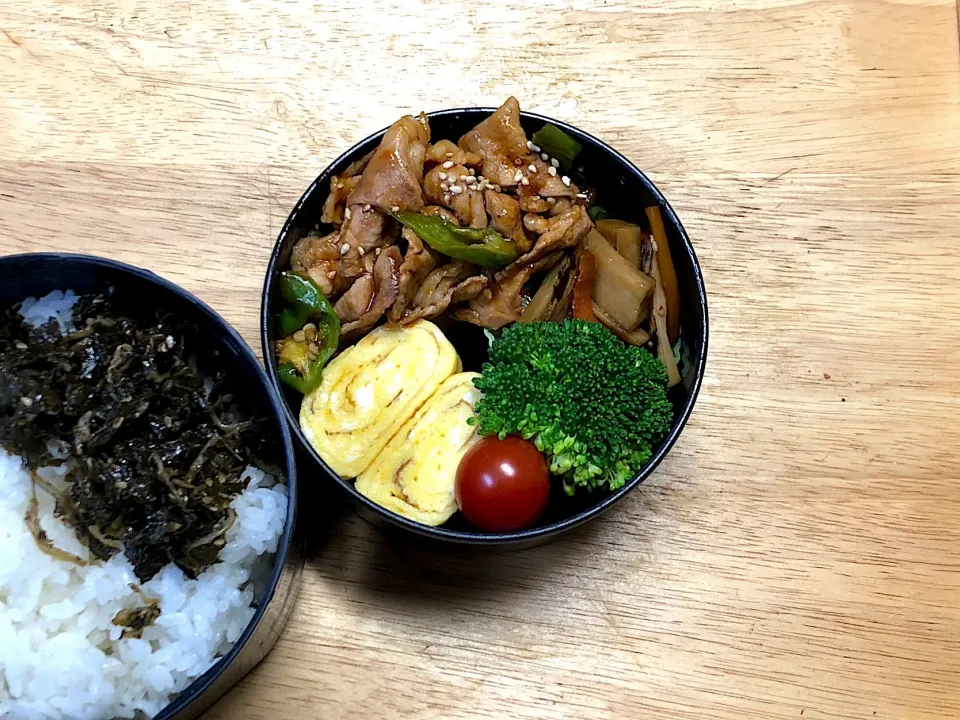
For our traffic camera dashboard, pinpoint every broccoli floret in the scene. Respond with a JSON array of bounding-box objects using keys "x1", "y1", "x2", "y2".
[{"x1": 471, "y1": 320, "x2": 674, "y2": 495}]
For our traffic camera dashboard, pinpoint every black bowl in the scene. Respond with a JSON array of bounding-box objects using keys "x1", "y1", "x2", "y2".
[
  {"x1": 262, "y1": 108, "x2": 708, "y2": 546},
  {"x1": 0, "y1": 253, "x2": 302, "y2": 720}
]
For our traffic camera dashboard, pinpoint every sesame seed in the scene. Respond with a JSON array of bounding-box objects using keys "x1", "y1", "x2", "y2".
[
  {"x1": 526, "y1": 140, "x2": 534, "y2": 150},
  {"x1": 469, "y1": 168, "x2": 476, "y2": 175},
  {"x1": 520, "y1": 177, "x2": 530, "y2": 186},
  {"x1": 438, "y1": 171, "x2": 447, "y2": 180},
  {"x1": 450, "y1": 186, "x2": 464, "y2": 194},
  {"x1": 441, "y1": 182, "x2": 449, "y2": 191},
  {"x1": 390, "y1": 205, "x2": 400, "y2": 212},
  {"x1": 576, "y1": 193, "x2": 588, "y2": 199},
  {"x1": 464, "y1": 175, "x2": 477, "y2": 184},
  {"x1": 328, "y1": 270, "x2": 337, "y2": 278},
  {"x1": 340, "y1": 243, "x2": 350, "y2": 255},
  {"x1": 551, "y1": 158, "x2": 560, "y2": 168},
  {"x1": 561, "y1": 175, "x2": 571, "y2": 186},
  {"x1": 513, "y1": 170, "x2": 524, "y2": 183},
  {"x1": 547, "y1": 166, "x2": 557, "y2": 176},
  {"x1": 337, "y1": 181, "x2": 344, "y2": 189},
  {"x1": 445, "y1": 151, "x2": 454, "y2": 158},
  {"x1": 530, "y1": 142, "x2": 541, "y2": 153},
  {"x1": 541, "y1": 152, "x2": 549, "y2": 161},
  {"x1": 363, "y1": 204, "x2": 371, "y2": 211},
  {"x1": 547, "y1": 197, "x2": 556, "y2": 204},
  {"x1": 344, "y1": 207, "x2": 352, "y2": 219},
  {"x1": 442, "y1": 160, "x2": 454, "y2": 169},
  {"x1": 358, "y1": 246, "x2": 365, "y2": 255},
  {"x1": 20, "y1": 396, "x2": 33, "y2": 407},
  {"x1": 528, "y1": 164, "x2": 537, "y2": 173},
  {"x1": 375, "y1": 247, "x2": 381, "y2": 256},
  {"x1": 444, "y1": 193, "x2": 451, "y2": 203}
]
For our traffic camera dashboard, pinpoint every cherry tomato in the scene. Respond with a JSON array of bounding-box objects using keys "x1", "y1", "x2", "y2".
[{"x1": 455, "y1": 435, "x2": 550, "y2": 532}]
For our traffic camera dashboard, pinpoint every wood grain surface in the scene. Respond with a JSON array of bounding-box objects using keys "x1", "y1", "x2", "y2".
[{"x1": 3, "y1": 1, "x2": 960, "y2": 718}]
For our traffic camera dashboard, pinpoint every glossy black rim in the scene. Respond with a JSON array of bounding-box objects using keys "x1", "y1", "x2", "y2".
[
  {"x1": 0, "y1": 252, "x2": 298, "y2": 716},
  {"x1": 262, "y1": 108, "x2": 708, "y2": 544}
]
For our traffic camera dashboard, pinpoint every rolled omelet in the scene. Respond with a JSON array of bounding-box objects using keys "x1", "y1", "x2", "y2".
[
  {"x1": 356, "y1": 372, "x2": 481, "y2": 526},
  {"x1": 300, "y1": 320, "x2": 461, "y2": 478}
]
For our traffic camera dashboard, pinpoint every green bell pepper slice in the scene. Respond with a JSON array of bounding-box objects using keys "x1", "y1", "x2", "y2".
[
  {"x1": 392, "y1": 211, "x2": 518, "y2": 269},
  {"x1": 275, "y1": 272, "x2": 340, "y2": 394},
  {"x1": 531, "y1": 123, "x2": 582, "y2": 171}
]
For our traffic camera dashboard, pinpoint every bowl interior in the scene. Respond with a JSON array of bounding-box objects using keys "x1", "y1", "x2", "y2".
[
  {"x1": 0, "y1": 253, "x2": 297, "y2": 718},
  {"x1": 263, "y1": 109, "x2": 707, "y2": 543}
]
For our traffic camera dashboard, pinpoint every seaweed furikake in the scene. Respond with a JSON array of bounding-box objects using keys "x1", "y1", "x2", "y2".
[{"x1": 0, "y1": 291, "x2": 278, "y2": 582}]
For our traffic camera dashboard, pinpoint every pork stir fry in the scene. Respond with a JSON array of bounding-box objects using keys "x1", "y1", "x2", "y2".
[{"x1": 279, "y1": 97, "x2": 682, "y2": 394}]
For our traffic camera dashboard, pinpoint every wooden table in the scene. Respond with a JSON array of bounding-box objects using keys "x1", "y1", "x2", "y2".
[{"x1": 3, "y1": 1, "x2": 960, "y2": 718}]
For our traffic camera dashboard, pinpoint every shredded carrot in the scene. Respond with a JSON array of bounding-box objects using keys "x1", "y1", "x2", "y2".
[{"x1": 572, "y1": 252, "x2": 597, "y2": 322}]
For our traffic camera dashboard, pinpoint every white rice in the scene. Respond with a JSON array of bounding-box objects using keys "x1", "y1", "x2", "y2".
[
  {"x1": 0, "y1": 291, "x2": 289, "y2": 719},
  {"x1": 18, "y1": 290, "x2": 79, "y2": 334},
  {"x1": 0, "y1": 453, "x2": 287, "y2": 720}
]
